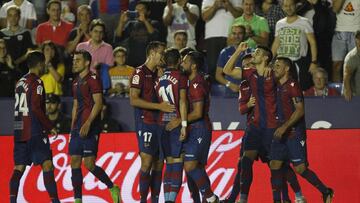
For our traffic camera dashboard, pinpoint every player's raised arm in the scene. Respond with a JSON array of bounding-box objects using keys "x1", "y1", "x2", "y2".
[
  {"x1": 223, "y1": 42, "x2": 248, "y2": 79},
  {"x1": 129, "y1": 87, "x2": 175, "y2": 112}
]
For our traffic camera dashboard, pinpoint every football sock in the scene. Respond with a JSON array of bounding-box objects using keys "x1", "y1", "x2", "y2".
[
  {"x1": 169, "y1": 163, "x2": 183, "y2": 202},
  {"x1": 139, "y1": 170, "x2": 151, "y2": 203},
  {"x1": 271, "y1": 169, "x2": 283, "y2": 201},
  {"x1": 163, "y1": 164, "x2": 172, "y2": 202},
  {"x1": 10, "y1": 169, "x2": 23, "y2": 203},
  {"x1": 284, "y1": 165, "x2": 301, "y2": 195},
  {"x1": 228, "y1": 158, "x2": 242, "y2": 202},
  {"x1": 186, "y1": 167, "x2": 213, "y2": 199},
  {"x1": 71, "y1": 168, "x2": 83, "y2": 199},
  {"x1": 150, "y1": 169, "x2": 162, "y2": 203},
  {"x1": 187, "y1": 174, "x2": 201, "y2": 203},
  {"x1": 90, "y1": 166, "x2": 114, "y2": 188},
  {"x1": 240, "y1": 156, "x2": 253, "y2": 199},
  {"x1": 300, "y1": 168, "x2": 328, "y2": 194},
  {"x1": 43, "y1": 170, "x2": 59, "y2": 202}
]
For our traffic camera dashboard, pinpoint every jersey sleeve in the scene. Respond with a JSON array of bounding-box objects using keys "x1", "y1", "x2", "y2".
[
  {"x1": 31, "y1": 80, "x2": 53, "y2": 131},
  {"x1": 238, "y1": 82, "x2": 252, "y2": 114},
  {"x1": 88, "y1": 74, "x2": 103, "y2": 94},
  {"x1": 130, "y1": 69, "x2": 144, "y2": 89},
  {"x1": 179, "y1": 74, "x2": 188, "y2": 89},
  {"x1": 288, "y1": 81, "x2": 303, "y2": 99}
]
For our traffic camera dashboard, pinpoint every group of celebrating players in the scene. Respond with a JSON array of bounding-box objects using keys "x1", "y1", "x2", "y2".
[{"x1": 10, "y1": 40, "x2": 334, "y2": 203}]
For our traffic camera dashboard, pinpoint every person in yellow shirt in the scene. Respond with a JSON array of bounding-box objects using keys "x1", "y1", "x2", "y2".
[
  {"x1": 108, "y1": 46, "x2": 134, "y2": 97},
  {"x1": 40, "y1": 41, "x2": 65, "y2": 95}
]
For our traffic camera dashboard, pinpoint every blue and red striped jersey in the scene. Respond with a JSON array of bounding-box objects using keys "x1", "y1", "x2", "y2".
[
  {"x1": 155, "y1": 69, "x2": 187, "y2": 123},
  {"x1": 14, "y1": 73, "x2": 53, "y2": 141},
  {"x1": 242, "y1": 68, "x2": 278, "y2": 129},
  {"x1": 238, "y1": 80, "x2": 253, "y2": 126},
  {"x1": 72, "y1": 72, "x2": 103, "y2": 131},
  {"x1": 130, "y1": 64, "x2": 159, "y2": 124}
]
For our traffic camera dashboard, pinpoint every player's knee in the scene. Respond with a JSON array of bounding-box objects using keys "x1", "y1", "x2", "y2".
[
  {"x1": 269, "y1": 160, "x2": 282, "y2": 170},
  {"x1": 243, "y1": 151, "x2": 257, "y2": 161},
  {"x1": 41, "y1": 160, "x2": 54, "y2": 172},
  {"x1": 14, "y1": 165, "x2": 26, "y2": 173},
  {"x1": 84, "y1": 159, "x2": 95, "y2": 171},
  {"x1": 294, "y1": 164, "x2": 306, "y2": 174},
  {"x1": 71, "y1": 156, "x2": 82, "y2": 168},
  {"x1": 184, "y1": 161, "x2": 197, "y2": 172},
  {"x1": 152, "y1": 159, "x2": 164, "y2": 171}
]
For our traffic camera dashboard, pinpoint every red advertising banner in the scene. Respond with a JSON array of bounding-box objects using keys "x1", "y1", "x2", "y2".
[{"x1": 0, "y1": 129, "x2": 359, "y2": 202}]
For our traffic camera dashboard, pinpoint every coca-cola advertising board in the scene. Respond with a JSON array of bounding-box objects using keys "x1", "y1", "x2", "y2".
[{"x1": 1, "y1": 130, "x2": 359, "y2": 202}]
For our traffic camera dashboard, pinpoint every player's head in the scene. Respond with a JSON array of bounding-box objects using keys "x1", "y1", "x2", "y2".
[
  {"x1": 6, "y1": 5, "x2": 20, "y2": 27},
  {"x1": 274, "y1": 56, "x2": 296, "y2": 80},
  {"x1": 73, "y1": 50, "x2": 92, "y2": 73},
  {"x1": 146, "y1": 41, "x2": 166, "y2": 65},
  {"x1": 252, "y1": 45, "x2": 273, "y2": 65},
  {"x1": 27, "y1": 51, "x2": 46, "y2": 74},
  {"x1": 179, "y1": 47, "x2": 195, "y2": 59},
  {"x1": 182, "y1": 51, "x2": 205, "y2": 74},
  {"x1": 164, "y1": 48, "x2": 181, "y2": 68},
  {"x1": 312, "y1": 67, "x2": 328, "y2": 90}
]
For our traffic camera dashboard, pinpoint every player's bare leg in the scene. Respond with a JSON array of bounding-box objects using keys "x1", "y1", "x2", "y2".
[
  {"x1": 184, "y1": 160, "x2": 218, "y2": 203},
  {"x1": 9, "y1": 165, "x2": 26, "y2": 203},
  {"x1": 84, "y1": 156, "x2": 120, "y2": 203}
]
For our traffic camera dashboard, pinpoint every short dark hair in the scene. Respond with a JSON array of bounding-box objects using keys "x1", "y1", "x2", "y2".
[
  {"x1": 164, "y1": 48, "x2": 181, "y2": 66},
  {"x1": 47, "y1": 0, "x2": 61, "y2": 9},
  {"x1": 179, "y1": 47, "x2": 195, "y2": 58},
  {"x1": 90, "y1": 19, "x2": 106, "y2": 31},
  {"x1": 146, "y1": 41, "x2": 166, "y2": 57},
  {"x1": 257, "y1": 45, "x2": 273, "y2": 64},
  {"x1": 74, "y1": 50, "x2": 92, "y2": 64},
  {"x1": 136, "y1": 1, "x2": 149, "y2": 11},
  {"x1": 27, "y1": 51, "x2": 45, "y2": 69},
  {"x1": 187, "y1": 51, "x2": 205, "y2": 71},
  {"x1": 276, "y1": 56, "x2": 298, "y2": 80}
]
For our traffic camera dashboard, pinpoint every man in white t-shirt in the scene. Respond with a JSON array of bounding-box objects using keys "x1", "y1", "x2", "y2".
[
  {"x1": 202, "y1": 0, "x2": 242, "y2": 80},
  {"x1": 163, "y1": 0, "x2": 199, "y2": 49},
  {"x1": 0, "y1": 0, "x2": 37, "y2": 29},
  {"x1": 272, "y1": 0, "x2": 318, "y2": 91},
  {"x1": 331, "y1": 0, "x2": 360, "y2": 82}
]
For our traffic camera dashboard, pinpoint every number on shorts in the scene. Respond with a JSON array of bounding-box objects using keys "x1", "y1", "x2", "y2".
[
  {"x1": 143, "y1": 132, "x2": 153, "y2": 143},
  {"x1": 14, "y1": 93, "x2": 29, "y2": 117}
]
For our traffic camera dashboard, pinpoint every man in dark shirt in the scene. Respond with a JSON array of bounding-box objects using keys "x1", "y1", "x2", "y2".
[
  {"x1": 45, "y1": 94, "x2": 71, "y2": 134},
  {"x1": 10, "y1": 51, "x2": 59, "y2": 203},
  {"x1": 0, "y1": 39, "x2": 20, "y2": 97}
]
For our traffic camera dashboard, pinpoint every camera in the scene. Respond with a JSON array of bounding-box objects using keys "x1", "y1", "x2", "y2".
[{"x1": 127, "y1": 10, "x2": 139, "y2": 21}]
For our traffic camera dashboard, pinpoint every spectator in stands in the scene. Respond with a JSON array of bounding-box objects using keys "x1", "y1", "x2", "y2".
[
  {"x1": 0, "y1": 39, "x2": 20, "y2": 97},
  {"x1": 331, "y1": 0, "x2": 360, "y2": 82},
  {"x1": 114, "y1": 1, "x2": 161, "y2": 67},
  {"x1": 40, "y1": 41, "x2": 65, "y2": 96},
  {"x1": 90, "y1": 0, "x2": 129, "y2": 42},
  {"x1": 303, "y1": 67, "x2": 340, "y2": 96},
  {"x1": 271, "y1": 0, "x2": 317, "y2": 91},
  {"x1": 343, "y1": 30, "x2": 360, "y2": 101},
  {"x1": 61, "y1": 1, "x2": 75, "y2": 23},
  {"x1": 36, "y1": 0, "x2": 73, "y2": 48},
  {"x1": 0, "y1": 5, "x2": 34, "y2": 75},
  {"x1": 76, "y1": 18, "x2": 114, "y2": 73},
  {"x1": 66, "y1": 5, "x2": 92, "y2": 53},
  {"x1": 163, "y1": 0, "x2": 199, "y2": 49},
  {"x1": 216, "y1": 25, "x2": 247, "y2": 96},
  {"x1": 45, "y1": 93, "x2": 71, "y2": 134},
  {"x1": 108, "y1": 46, "x2": 134, "y2": 97},
  {"x1": 232, "y1": 0, "x2": 270, "y2": 48},
  {"x1": 173, "y1": 30, "x2": 188, "y2": 50},
  {"x1": 254, "y1": 0, "x2": 285, "y2": 46},
  {"x1": 100, "y1": 100, "x2": 121, "y2": 133},
  {"x1": 202, "y1": 0, "x2": 242, "y2": 80},
  {"x1": 0, "y1": 0, "x2": 36, "y2": 29}
]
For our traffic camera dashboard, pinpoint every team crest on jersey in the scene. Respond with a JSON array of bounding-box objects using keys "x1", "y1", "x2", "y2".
[
  {"x1": 132, "y1": 75, "x2": 140, "y2": 85},
  {"x1": 136, "y1": 69, "x2": 141, "y2": 74},
  {"x1": 193, "y1": 83, "x2": 198, "y2": 89},
  {"x1": 91, "y1": 75, "x2": 97, "y2": 79},
  {"x1": 291, "y1": 82, "x2": 295, "y2": 87},
  {"x1": 43, "y1": 138, "x2": 47, "y2": 144},
  {"x1": 37, "y1": 85, "x2": 43, "y2": 95},
  {"x1": 197, "y1": 137, "x2": 202, "y2": 144},
  {"x1": 300, "y1": 140, "x2": 305, "y2": 147}
]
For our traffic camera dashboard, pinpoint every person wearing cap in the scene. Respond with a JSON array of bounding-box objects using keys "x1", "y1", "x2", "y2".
[{"x1": 45, "y1": 94, "x2": 71, "y2": 134}]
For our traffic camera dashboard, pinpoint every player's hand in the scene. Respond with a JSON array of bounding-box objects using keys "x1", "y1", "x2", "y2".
[
  {"x1": 179, "y1": 126, "x2": 187, "y2": 141},
  {"x1": 50, "y1": 128, "x2": 58, "y2": 139},
  {"x1": 166, "y1": 118, "x2": 181, "y2": 131},
  {"x1": 236, "y1": 42, "x2": 248, "y2": 53},
  {"x1": 263, "y1": 67, "x2": 272, "y2": 78},
  {"x1": 80, "y1": 121, "x2": 91, "y2": 138},
  {"x1": 158, "y1": 101, "x2": 176, "y2": 112},
  {"x1": 274, "y1": 125, "x2": 287, "y2": 140},
  {"x1": 247, "y1": 96, "x2": 256, "y2": 108}
]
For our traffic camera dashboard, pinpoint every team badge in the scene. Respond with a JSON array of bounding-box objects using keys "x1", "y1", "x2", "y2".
[
  {"x1": 37, "y1": 85, "x2": 43, "y2": 95},
  {"x1": 132, "y1": 75, "x2": 140, "y2": 85}
]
